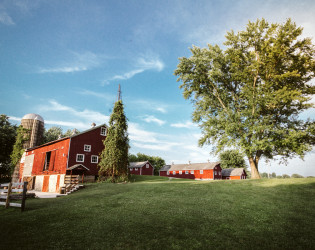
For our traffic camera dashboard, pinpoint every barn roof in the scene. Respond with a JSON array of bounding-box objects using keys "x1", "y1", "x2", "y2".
[
  {"x1": 26, "y1": 123, "x2": 108, "y2": 151},
  {"x1": 129, "y1": 161, "x2": 150, "y2": 169},
  {"x1": 160, "y1": 162, "x2": 220, "y2": 171},
  {"x1": 221, "y1": 168, "x2": 246, "y2": 176},
  {"x1": 67, "y1": 164, "x2": 90, "y2": 171}
]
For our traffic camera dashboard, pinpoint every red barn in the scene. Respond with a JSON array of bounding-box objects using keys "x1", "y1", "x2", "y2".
[
  {"x1": 221, "y1": 168, "x2": 247, "y2": 180},
  {"x1": 129, "y1": 161, "x2": 154, "y2": 176},
  {"x1": 19, "y1": 124, "x2": 107, "y2": 192},
  {"x1": 159, "y1": 162, "x2": 222, "y2": 180}
]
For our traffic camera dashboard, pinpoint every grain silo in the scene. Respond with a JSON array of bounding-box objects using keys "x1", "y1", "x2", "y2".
[{"x1": 21, "y1": 113, "x2": 45, "y2": 149}]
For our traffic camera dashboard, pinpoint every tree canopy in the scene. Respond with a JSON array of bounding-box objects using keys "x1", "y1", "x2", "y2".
[
  {"x1": 10, "y1": 125, "x2": 29, "y2": 173},
  {"x1": 98, "y1": 100, "x2": 129, "y2": 182},
  {"x1": 175, "y1": 18, "x2": 315, "y2": 179},
  {"x1": 0, "y1": 115, "x2": 17, "y2": 178},
  {"x1": 129, "y1": 152, "x2": 166, "y2": 175},
  {"x1": 43, "y1": 127, "x2": 80, "y2": 144},
  {"x1": 219, "y1": 149, "x2": 246, "y2": 169}
]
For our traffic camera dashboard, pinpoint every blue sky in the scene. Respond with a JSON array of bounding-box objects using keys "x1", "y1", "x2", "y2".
[{"x1": 1, "y1": 0, "x2": 315, "y2": 176}]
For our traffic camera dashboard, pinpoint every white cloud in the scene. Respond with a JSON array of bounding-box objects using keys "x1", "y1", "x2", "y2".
[
  {"x1": 0, "y1": 11, "x2": 14, "y2": 25},
  {"x1": 128, "y1": 99, "x2": 169, "y2": 114},
  {"x1": 107, "y1": 55, "x2": 164, "y2": 83},
  {"x1": 8, "y1": 116, "x2": 21, "y2": 122},
  {"x1": 39, "y1": 100, "x2": 110, "y2": 126},
  {"x1": 111, "y1": 69, "x2": 144, "y2": 81},
  {"x1": 171, "y1": 121, "x2": 196, "y2": 129},
  {"x1": 45, "y1": 120, "x2": 89, "y2": 130},
  {"x1": 78, "y1": 89, "x2": 115, "y2": 102},
  {"x1": 128, "y1": 122, "x2": 159, "y2": 143},
  {"x1": 142, "y1": 115, "x2": 166, "y2": 126},
  {"x1": 156, "y1": 107, "x2": 166, "y2": 113},
  {"x1": 38, "y1": 51, "x2": 104, "y2": 74}
]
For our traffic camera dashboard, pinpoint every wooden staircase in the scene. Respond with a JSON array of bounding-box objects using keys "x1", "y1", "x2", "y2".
[{"x1": 61, "y1": 175, "x2": 85, "y2": 195}]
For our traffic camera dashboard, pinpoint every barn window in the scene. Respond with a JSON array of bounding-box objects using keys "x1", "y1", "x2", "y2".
[
  {"x1": 200, "y1": 170, "x2": 204, "y2": 174},
  {"x1": 135, "y1": 168, "x2": 138, "y2": 171},
  {"x1": 173, "y1": 171, "x2": 176, "y2": 175},
  {"x1": 84, "y1": 145, "x2": 91, "y2": 152},
  {"x1": 91, "y1": 155, "x2": 98, "y2": 163},
  {"x1": 185, "y1": 171, "x2": 189, "y2": 174},
  {"x1": 76, "y1": 154, "x2": 84, "y2": 162},
  {"x1": 43, "y1": 151, "x2": 51, "y2": 171},
  {"x1": 191, "y1": 170, "x2": 194, "y2": 174},
  {"x1": 146, "y1": 164, "x2": 149, "y2": 168},
  {"x1": 100, "y1": 127, "x2": 107, "y2": 136},
  {"x1": 179, "y1": 171, "x2": 182, "y2": 175},
  {"x1": 167, "y1": 171, "x2": 169, "y2": 175},
  {"x1": 215, "y1": 171, "x2": 217, "y2": 175}
]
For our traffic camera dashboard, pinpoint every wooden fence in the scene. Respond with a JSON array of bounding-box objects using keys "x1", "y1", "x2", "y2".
[{"x1": 0, "y1": 182, "x2": 28, "y2": 212}]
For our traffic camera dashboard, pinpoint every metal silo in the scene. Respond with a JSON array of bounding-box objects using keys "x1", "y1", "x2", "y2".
[{"x1": 21, "y1": 113, "x2": 45, "y2": 149}]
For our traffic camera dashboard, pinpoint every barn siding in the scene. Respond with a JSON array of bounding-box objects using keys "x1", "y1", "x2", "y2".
[
  {"x1": 68, "y1": 126, "x2": 106, "y2": 176},
  {"x1": 29, "y1": 138, "x2": 70, "y2": 176}
]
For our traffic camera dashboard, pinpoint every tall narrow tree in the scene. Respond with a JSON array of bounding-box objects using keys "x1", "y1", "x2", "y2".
[{"x1": 98, "y1": 88, "x2": 129, "y2": 182}]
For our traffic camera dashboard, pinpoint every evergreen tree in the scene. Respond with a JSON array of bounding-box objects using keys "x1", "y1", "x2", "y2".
[
  {"x1": 175, "y1": 19, "x2": 315, "y2": 179},
  {"x1": 98, "y1": 100, "x2": 129, "y2": 182}
]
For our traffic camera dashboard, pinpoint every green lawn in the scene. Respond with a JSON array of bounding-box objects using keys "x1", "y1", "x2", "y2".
[{"x1": 1, "y1": 176, "x2": 314, "y2": 249}]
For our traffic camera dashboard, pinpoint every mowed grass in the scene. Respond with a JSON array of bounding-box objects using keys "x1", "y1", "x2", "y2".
[{"x1": 1, "y1": 176, "x2": 315, "y2": 249}]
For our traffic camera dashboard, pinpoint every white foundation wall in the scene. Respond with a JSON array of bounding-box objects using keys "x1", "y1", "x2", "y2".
[
  {"x1": 49, "y1": 175, "x2": 57, "y2": 192},
  {"x1": 35, "y1": 176, "x2": 44, "y2": 191}
]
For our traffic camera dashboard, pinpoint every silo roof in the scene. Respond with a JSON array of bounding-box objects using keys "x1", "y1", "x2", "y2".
[{"x1": 22, "y1": 113, "x2": 44, "y2": 123}]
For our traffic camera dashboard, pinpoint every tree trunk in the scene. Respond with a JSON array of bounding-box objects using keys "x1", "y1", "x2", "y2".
[{"x1": 249, "y1": 157, "x2": 260, "y2": 179}]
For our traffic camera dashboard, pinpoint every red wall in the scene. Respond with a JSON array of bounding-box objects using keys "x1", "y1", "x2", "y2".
[
  {"x1": 27, "y1": 138, "x2": 70, "y2": 176},
  {"x1": 68, "y1": 126, "x2": 106, "y2": 176},
  {"x1": 222, "y1": 171, "x2": 247, "y2": 180},
  {"x1": 160, "y1": 165, "x2": 222, "y2": 180},
  {"x1": 130, "y1": 163, "x2": 154, "y2": 176}
]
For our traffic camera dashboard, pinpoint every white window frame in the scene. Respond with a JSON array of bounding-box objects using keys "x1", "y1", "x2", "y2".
[
  {"x1": 191, "y1": 170, "x2": 194, "y2": 174},
  {"x1": 135, "y1": 168, "x2": 138, "y2": 171},
  {"x1": 200, "y1": 170, "x2": 204, "y2": 174},
  {"x1": 215, "y1": 171, "x2": 217, "y2": 175},
  {"x1": 84, "y1": 144, "x2": 91, "y2": 152},
  {"x1": 76, "y1": 154, "x2": 84, "y2": 162},
  {"x1": 91, "y1": 155, "x2": 98, "y2": 163},
  {"x1": 185, "y1": 170, "x2": 189, "y2": 174},
  {"x1": 179, "y1": 171, "x2": 182, "y2": 175},
  {"x1": 173, "y1": 171, "x2": 176, "y2": 175},
  {"x1": 100, "y1": 127, "x2": 107, "y2": 136},
  {"x1": 146, "y1": 163, "x2": 149, "y2": 168},
  {"x1": 167, "y1": 171, "x2": 169, "y2": 175}
]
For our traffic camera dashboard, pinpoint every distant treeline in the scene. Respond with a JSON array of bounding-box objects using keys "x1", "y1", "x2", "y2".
[{"x1": 260, "y1": 172, "x2": 313, "y2": 178}]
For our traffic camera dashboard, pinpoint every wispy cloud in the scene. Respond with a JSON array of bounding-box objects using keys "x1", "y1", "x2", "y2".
[
  {"x1": 142, "y1": 115, "x2": 166, "y2": 126},
  {"x1": 106, "y1": 55, "x2": 165, "y2": 83},
  {"x1": 171, "y1": 121, "x2": 196, "y2": 129},
  {"x1": 128, "y1": 99, "x2": 169, "y2": 114},
  {"x1": 0, "y1": 11, "x2": 14, "y2": 25},
  {"x1": 38, "y1": 51, "x2": 104, "y2": 74},
  {"x1": 78, "y1": 89, "x2": 115, "y2": 102},
  {"x1": 39, "y1": 100, "x2": 110, "y2": 126}
]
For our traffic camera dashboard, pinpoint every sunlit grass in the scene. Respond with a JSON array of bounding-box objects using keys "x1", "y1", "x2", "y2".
[{"x1": 1, "y1": 176, "x2": 314, "y2": 249}]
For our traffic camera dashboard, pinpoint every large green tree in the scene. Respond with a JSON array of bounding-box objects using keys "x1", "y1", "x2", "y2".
[
  {"x1": 98, "y1": 100, "x2": 129, "y2": 182},
  {"x1": 175, "y1": 19, "x2": 315, "y2": 179},
  {"x1": 219, "y1": 149, "x2": 246, "y2": 169},
  {"x1": 129, "y1": 152, "x2": 166, "y2": 175},
  {"x1": 0, "y1": 115, "x2": 17, "y2": 178}
]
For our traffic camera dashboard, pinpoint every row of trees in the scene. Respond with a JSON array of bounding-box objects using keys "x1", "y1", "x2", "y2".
[
  {"x1": 129, "y1": 153, "x2": 165, "y2": 175},
  {"x1": 260, "y1": 172, "x2": 310, "y2": 178}
]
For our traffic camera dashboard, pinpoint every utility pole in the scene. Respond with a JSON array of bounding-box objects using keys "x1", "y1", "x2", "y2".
[{"x1": 117, "y1": 84, "x2": 121, "y2": 101}]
